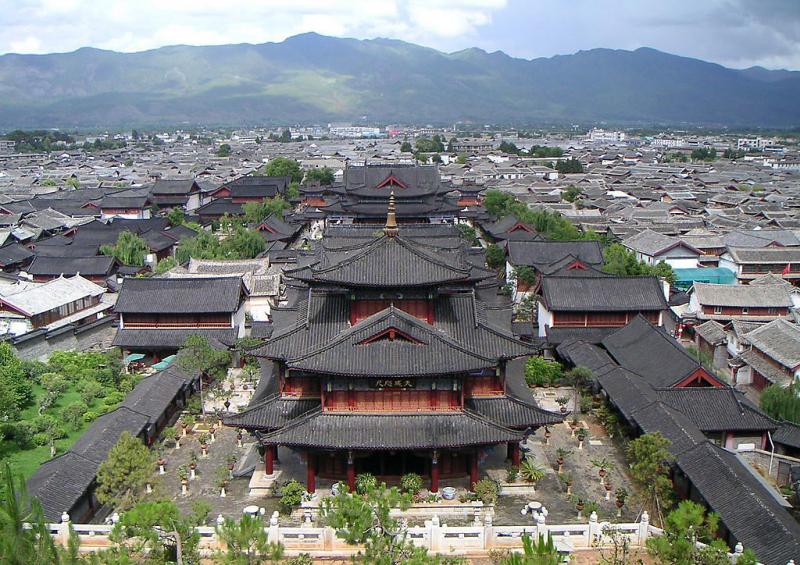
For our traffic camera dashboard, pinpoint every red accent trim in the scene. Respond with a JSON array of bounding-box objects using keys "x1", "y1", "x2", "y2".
[
  {"x1": 358, "y1": 326, "x2": 422, "y2": 345},
  {"x1": 508, "y1": 221, "x2": 533, "y2": 234},
  {"x1": 673, "y1": 367, "x2": 724, "y2": 388},
  {"x1": 567, "y1": 260, "x2": 588, "y2": 270},
  {"x1": 376, "y1": 174, "x2": 407, "y2": 189}
]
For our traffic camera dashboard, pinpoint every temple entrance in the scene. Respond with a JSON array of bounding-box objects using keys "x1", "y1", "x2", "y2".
[{"x1": 356, "y1": 452, "x2": 428, "y2": 477}]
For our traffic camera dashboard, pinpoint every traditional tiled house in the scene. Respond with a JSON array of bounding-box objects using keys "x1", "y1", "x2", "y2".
[
  {"x1": 732, "y1": 319, "x2": 800, "y2": 390},
  {"x1": 112, "y1": 276, "x2": 247, "y2": 362},
  {"x1": 687, "y1": 282, "x2": 793, "y2": 323}
]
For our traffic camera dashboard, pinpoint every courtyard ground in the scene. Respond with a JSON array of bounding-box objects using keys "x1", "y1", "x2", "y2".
[{"x1": 146, "y1": 379, "x2": 639, "y2": 528}]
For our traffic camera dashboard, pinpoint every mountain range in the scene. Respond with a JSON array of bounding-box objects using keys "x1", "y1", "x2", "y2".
[{"x1": 0, "y1": 33, "x2": 798, "y2": 129}]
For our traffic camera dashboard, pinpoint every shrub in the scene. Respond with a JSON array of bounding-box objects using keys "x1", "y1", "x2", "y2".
[
  {"x1": 519, "y1": 457, "x2": 545, "y2": 483},
  {"x1": 524, "y1": 357, "x2": 562, "y2": 387},
  {"x1": 485, "y1": 244, "x2": 506, "y2": 270},
  {"x1": 62, "y1": 402, "x2": 88, "y2": 431},
  {"x1": 10, "y1": 421, "x2": 35, "y2": 448},
  {"x1": 40, "y1": 372, "x2": 68, "y2": 394},
  {"x1": 505, "y1": 466, "x2": 519, "y2": 483},
  {"x1": 399, "y1": 473, "x2": 423, "y2": 495},
  {"x1": 473, "y1": 479, "x2": 498, "y2": 505},
  {"x1": 355, "y1": 472, "x2": 377, "y2": 495},
  {"x1": 103, "y1": 391, "x2": 126, "y2": 407},
  {"x1": 280, "y1": 480, "x2": 306, "y2": 513},
  {"x1": 32, "y1": 432, "x2": 50, "y2": 446},
  {"x1": 78, "y1": 379, "x2": 104, "y2": 405},
  {"x1": 83, "y1": 411, "x2": 99, "y2": 423}
]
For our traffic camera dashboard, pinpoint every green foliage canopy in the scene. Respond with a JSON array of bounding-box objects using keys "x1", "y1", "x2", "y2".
[{"x1": 100, "y1": 230, "x2": 149, "y2": 267}]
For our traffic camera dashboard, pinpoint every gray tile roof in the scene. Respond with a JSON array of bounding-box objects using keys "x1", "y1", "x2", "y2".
[
  {"x1": 542, "y1": 276, "x2": 668, "y2": 312},
  {"x1": 112, "y1": 327, "x2": 239, "y2": 349},
  {"x1": 258, "y1": 409, "x2": 523, "y2": 450},
  {"x1": 692, "y1": 282, "x2": 792, "y2": 308},
  {"x1": 115, "y1": 276, "x2": 243, "y2": 313},
  {"x1": 742, "y1": 319, "x2": 800, "y2": 369}
]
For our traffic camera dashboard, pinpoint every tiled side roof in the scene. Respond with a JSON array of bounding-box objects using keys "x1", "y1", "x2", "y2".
[
  {"x1": 258, "y1": 409, "x2": 523, "y2": 450},
  {"x1": 542, "y1": 276, "x2": 668, "y2": 312},
  {"x1": 115, "y1": 276, "x2": 243, "y2": 313}
]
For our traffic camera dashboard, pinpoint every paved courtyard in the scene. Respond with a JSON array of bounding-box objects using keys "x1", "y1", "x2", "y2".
[{"x1": 146, "y1": 384, "x2": 639, "y2": 527}]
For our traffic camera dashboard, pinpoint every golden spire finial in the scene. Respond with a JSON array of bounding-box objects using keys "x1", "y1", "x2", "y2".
[{"x1": 384, "y1": 191, "x2": 399, "y2": 237}]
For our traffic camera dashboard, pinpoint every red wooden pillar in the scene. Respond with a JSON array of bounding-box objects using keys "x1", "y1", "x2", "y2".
[
  {"x1": 469, "y1": 452, "x2": 479, "y2": 490},
  {"x1": 430, "y1": 451, "x2": 440, "y2": 493},
  {"x1": 347, "y1": 451, "x2": 356, "y2": 493},
  {"x1": 511, "y1": 443, "x2": 521, "y2": 467},
  {"x1": 306, "y1": 452, "x2": 316, "y2": 493},
  {"x1": 265, "y1": 446, "x2": 274, "y2": 475}
]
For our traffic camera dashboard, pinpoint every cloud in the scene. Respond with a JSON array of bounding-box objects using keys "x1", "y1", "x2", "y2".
[
  {"x1": 0, "y1": 0, "x2": 506, "y2": 55},
  {"x1": 0, "y1": 0, "x2": 798, "y2": 70}
]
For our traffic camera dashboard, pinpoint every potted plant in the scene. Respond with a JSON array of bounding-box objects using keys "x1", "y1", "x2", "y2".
[
  {"x1": 236, "y1": 428, "x2": 243, "y2": 447},
  {"x1": 575, "y1": 497, "x2": 585, "y2": 518},
  {"x1": 226, "y1": 454, "x2": 238, "y2": 478},
  {"x1": 399, "y1": 473, "x2": 423, "y2": 495},
  {"x1": 177, "y1": 465, "x2": 189, "y2": 495},
  {"x1": 156, "y1": 455, "x2": 167, "y2": 475},
  {"x1": 182, "y1": 415, "x2": 196, "y2": 436},
  {"x1": 543, "y1": 426, "x2": 551, "y2": 445},
  {"x1": 604, "y1": 481, "x2": 613, "y2": 500},
  {"x1": 584, "y1": 500, "x2": 599, "y2": 518},
  {"x1": 189, "y1": 450, "x2": 198, "y2": 479},
  {"x1": 559, "y1": 471, "x2": 573, "y2": 495},
  {"x1": 199, "y1": 434, "x2": 209, "y2": 456},
  {"x1": 161, "y1": 426, "x2": 177, "y2": 447},
  {"x1": 576, "y1": 427, "x2": 588, "y2": 449},
  {"x1": 355, "y1": 473, "x2": 377, "y2": 496},
  {"x1": 591, "y1": 458, "x2": 612, "y2": 481},
  {"x1": 216, "y1": 466, "x2": 230, "y2": 497},
  {"x1": 555, "y1": 396, "x2": 570, "y2": 414},
  {"x1": 615, "y1": 488, "x2": 628, "y2": 517},
  {"x1": 441, "y1": 486, "x2": 457, "y2": 500},
  {"x1": 569, "y1": 417, "x2": 579, "y2": 437},
  {"x1": 555, "y1": 448, "x2": 571, "y2": 473}
]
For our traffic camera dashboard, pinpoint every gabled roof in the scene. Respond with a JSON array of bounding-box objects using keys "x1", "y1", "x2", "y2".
[
  {"x1": 724, "y1": 246, "x2": 800, "y2": 264},
  {"x1": 289, "y1": 234, "x2": 476, "y2": 287},
  {"x1": 623, "y1": 228, "x2": 700, "y2": 257},
  {"x1": 601, "y1": 316, "x2": 714, "y2": 387},
  {"x1": 654, "y1": 387, "x2": 776, "y2": 432},
  {"x1": 0, "y1": 275, "x2": 105, "y2": 317},
  {"x1": 466, "y1": 395, "x2": 563, "y2": 429},
  {"x1": 283, "y1": 306, "x2": 498, "y2": 377},
  {"x1": 26, "y1": 255, "x2": 117, "y2": 277},
  {"x1": 692, "y1": 282, "x2": 792, "y2": 308},
  {"x1": 114, "y1": 276, "x2": 244, "y2": 314},
  {"x1": 507, "y1": 240, "x2": 604, "y2": 269},
  {"x1": 542, "y1": 275, "x2": 668, "y2": 312},
  {"x1": 743, "y1": 319, "x2": 800, "y2": 369}
]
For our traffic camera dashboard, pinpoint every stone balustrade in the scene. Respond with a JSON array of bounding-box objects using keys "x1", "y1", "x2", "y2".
[{"x1": 47, "y1": 510, "x2": 783, "y2": 563}]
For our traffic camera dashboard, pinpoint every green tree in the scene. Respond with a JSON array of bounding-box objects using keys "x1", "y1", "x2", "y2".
[
  {"x1": 524, "y1": 357, "x2": 562, "y2": 387},
  {"x1": 95, "y1": 431, "x2": 155, "y2": 510},
  {"x1": 400, "y1": 141, "x2": 413, "y2": 153},
  {"x1": 602, "y1": 243, "x2": 676, "y2": 285},
  {"x1": 760, "y1": 381, "x2": 800, "y2": 423},
  {"x1": 220, "y1": 226, "x2": 266, "y2": 259},
  {"x1": 242, "y1": 196, "x2": 291, "y2": 225},
  {"x1": 0, "y1": 463, "x2": 65, "y2": 565},
  {"x1": 110, "y1": 500, "x2": 202, "y2": 564},
  {"x1": 304, "y1": 167, "x2": 335, "y2": 186},
  {"x1": 217, "y1": 143, "x2": 232, "y2": 157},
  {"x1": 562, "y1": 185, "x2": 582, "y2": 203},
  {"x1": 498, "y1": 141, "x2": 521, "y2": 155},
  {"x1": 626, "y1": 432, "x2": 674, "y2": 525},
  {"x1": 691, "y1": 147, "x2": 716, "y2": 161},
  {"x1": 286, "y1": 181, "x2": 300, "y2": 199},
  {"x1": 485, "y1": 243, "x2": 506, "y2": 270},
  {"x1": 555, "y1": 159, "x2": 584, "y2": 174},
  {"x1": 0, "y1": 343, "x2": 32, "y2": 421},
  {"x1": 322, "y1": 483, "x2": 456, "y2": 564},
  {"x1": 41, "y1": 178, "x2": 57, "y2": 187},
  {"x1": 456, "y1": 153, "x2": 467, "y2": 164},
  {"x1": 154, "y1": 256, "x2": 178, "y2": 274},
  {"x1": 176, "y1": 231, "x2": 225, "y2": 264},
  {"x1": 100, "y1": 231, "x2": 149, "y2": 267},
  {"x1": 279, "y1": 128, "x2": 292, "y2": 142},
  {"x1": 166, "y1": 207, "x2": 185, "y2": 226},
  {"x1": 65, "y1": 177, "x2": 80, "y2": 189},
  {"x1": 647, "y1": 500, "x2": 734, "y2": 565},
  {"x1": 261, "y1": 157, "x2": 303, "y2": 183},
  {"x1": 178, "y1": 334, "x2": 231, "y2": 379},
  {"x1": 415, "y1": 136, "x2": 445, "y2": 153},
  {"x1": 215, "y1": 513, "x2": 284, "y2": 564}
]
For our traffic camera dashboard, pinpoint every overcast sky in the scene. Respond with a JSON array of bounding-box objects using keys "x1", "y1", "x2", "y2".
[{"x1": 2, "y1": 0, "x2": 799, "y2": 70}]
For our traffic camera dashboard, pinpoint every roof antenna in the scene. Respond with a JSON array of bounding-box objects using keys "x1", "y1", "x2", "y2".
[{"x1": 384, "y1": 192, "x2": 399, "y2": 238}]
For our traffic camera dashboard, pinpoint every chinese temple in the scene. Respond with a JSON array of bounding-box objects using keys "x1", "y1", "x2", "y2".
[{"x1": 224, "y1": 196, "x2": 561, "y2": 492}]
